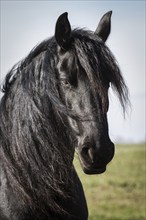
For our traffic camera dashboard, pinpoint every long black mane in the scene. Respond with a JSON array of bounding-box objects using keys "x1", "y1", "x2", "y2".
[{"x1": 0, "y1": 29, "x2": 129, "y2": 214}]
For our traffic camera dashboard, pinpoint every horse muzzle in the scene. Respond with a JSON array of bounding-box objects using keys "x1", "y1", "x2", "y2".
[{"x1": 77, "y1": 141, "x2": 115, "y2": 175}]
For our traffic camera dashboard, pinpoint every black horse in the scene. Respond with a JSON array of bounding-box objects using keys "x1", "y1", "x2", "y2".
[{"x1": 0, "y1": 11, "x2": 129, "y2": 220}]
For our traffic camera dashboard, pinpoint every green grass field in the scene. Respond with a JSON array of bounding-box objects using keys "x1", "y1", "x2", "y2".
[{"x1": 74, "y1": 144, "x2": 145, "y2": 220}]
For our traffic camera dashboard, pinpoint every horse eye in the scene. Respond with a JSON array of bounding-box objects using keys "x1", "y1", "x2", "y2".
[
  {"x1": 60, "y1": 73, "x2": 78, "y2": 88},
  {"x1": 61, "y1": 79, "x2": 70, "y2": 87},
  {"x1": 64, "y1": 80, "x2": 69, "y2": 85}
]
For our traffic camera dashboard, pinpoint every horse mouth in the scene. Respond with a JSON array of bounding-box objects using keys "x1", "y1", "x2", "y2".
[
  {"x1": 78, "y1": 155, "x2": 106, "y2": 175},
  {"x1": 83, "y1": 166, "x2": 106, "y2": 175}
]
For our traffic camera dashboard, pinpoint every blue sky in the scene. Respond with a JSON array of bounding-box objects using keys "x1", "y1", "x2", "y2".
[{"x1": 0, "y1": 1, "x2": 145, "y2": 143}]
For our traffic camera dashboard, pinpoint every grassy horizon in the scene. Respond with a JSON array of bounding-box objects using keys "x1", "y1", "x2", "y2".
[{"x1": 74, "y1": 144, "x2": 146, "y2": 220}]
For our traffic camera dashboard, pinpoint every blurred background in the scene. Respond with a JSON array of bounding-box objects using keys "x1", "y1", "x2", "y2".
[{"x1": 0, "y1": 1, "x2": 145, "y2": 220}]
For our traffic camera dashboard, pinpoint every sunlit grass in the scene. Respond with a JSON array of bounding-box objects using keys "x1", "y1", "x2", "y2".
[{"x1": 74, "y1": 144, "x2": 146, "y2": 220}]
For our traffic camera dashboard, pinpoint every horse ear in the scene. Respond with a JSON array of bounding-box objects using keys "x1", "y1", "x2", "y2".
[
  {"x1": 95, "y1": 11, "x2": 112, "y2": 43},
  {"x1": 55, "y1": 12, "x2": 71, "y2": 50}
]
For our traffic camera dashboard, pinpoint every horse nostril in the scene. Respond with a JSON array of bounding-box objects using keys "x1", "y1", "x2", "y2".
[
  {"x1": 88, "y1": 148, "x2": 94, "y2": 163},
  {"x1": 81, "y1": 146, "x2": 89, "y2": 156},
  {"x1": 81, "y1": 146, "x2": 94, "y2": 163}
]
